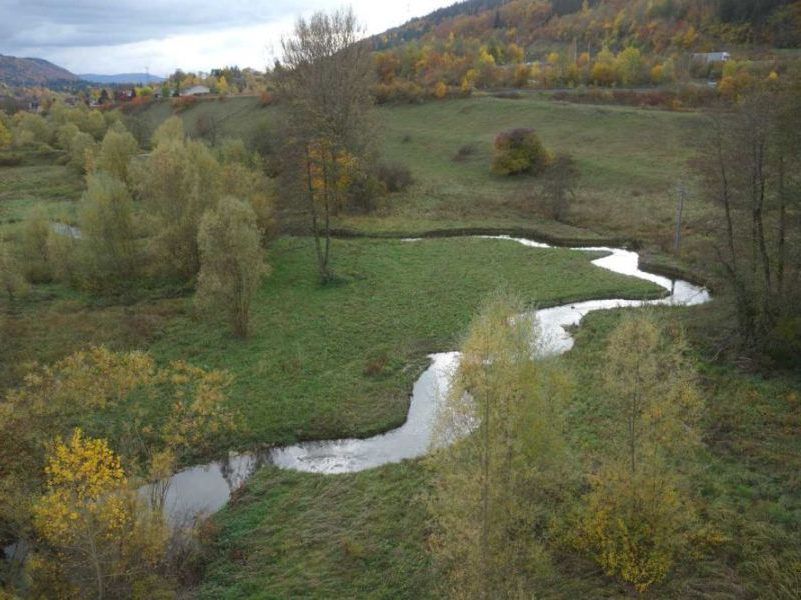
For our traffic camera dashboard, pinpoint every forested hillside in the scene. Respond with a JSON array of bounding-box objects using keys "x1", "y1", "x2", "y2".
[
  {"x1": 371, "y1": 0, "x2": 801, "y2": 100},
  {"x1": 0, "y1": 54, "x2": 79, "y2": 87}
]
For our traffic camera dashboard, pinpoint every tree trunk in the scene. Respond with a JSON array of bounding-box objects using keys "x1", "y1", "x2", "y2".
[
  {"x1": 777, "y1": 154, "x2": 786, "y2": 294},
  {"x1": 304, "y1": 146, "x2": 327, "y2": 282}
]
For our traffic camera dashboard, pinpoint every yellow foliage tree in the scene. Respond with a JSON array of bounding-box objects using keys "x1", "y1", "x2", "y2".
[
  {"x1": 428, "y1": 293, "x2": 575, "y2": 597},
  {"x1": 434, "y1": 81, "x2": 448, "y2": 99},
  {"x1": 573, "y1": 315, "x2": 705, "y2": 592},
  {"x1": 30, "y1": 429, "x2": 169, "y2": 599}
]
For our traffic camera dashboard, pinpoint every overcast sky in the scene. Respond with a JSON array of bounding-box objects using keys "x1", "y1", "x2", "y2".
[{"x1": 0, "y1": 0, "x2": 454, "y2": 75}]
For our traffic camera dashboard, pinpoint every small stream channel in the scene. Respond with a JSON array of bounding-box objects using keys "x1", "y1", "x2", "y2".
[
  {"x1": 139, "y1": 235, "x2": 711, "y2": 525},
  {"x1": 3, "y1": 234, "x2": 711, "y2": 551}
]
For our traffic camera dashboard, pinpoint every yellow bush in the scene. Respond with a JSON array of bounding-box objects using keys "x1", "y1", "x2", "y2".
[{"x1": 575, "y1": 465, "x2": 695, "y2": 592}]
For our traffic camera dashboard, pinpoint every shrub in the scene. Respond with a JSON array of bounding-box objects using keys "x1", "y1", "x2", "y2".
[
  {"x1": 377, "y1": 161, "x2": 413, "y2": 192},
  {"x1": 171, "y1": 96, "x2": 198, "y2": 113},
  {"x1": 259, "y1": 90, "x2": 275, "y2": 107},
  {"x1": 491, "y1": 128, "x2": 550, "y2": 176}
]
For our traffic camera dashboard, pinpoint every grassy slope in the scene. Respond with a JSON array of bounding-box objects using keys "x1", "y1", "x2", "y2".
[
  {"x1": 149, "y1": 236, "x2": 662, "y2": 449},
  {"x1": 132, "y1": 95, "x2": 707, "y2": 249}
]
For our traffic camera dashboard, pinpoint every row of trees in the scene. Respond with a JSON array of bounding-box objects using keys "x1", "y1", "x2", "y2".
[
  {"x1": 378, "y1": 0, "x2": 801, "y2": 56},
  {"x1": 427, "y1": 296, "x2": 707, "y2": 594},
  {"x1": 1, "y1": 106, "x2": 275, "y2": 337}
]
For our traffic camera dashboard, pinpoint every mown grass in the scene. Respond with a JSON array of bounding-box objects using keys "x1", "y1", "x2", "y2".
[
  {"x1": 199, "y1": 307, "x2": 801, "y2": 599},
  {"x1": 148, "y1": 236, "x2": 663, "y2": 449}
]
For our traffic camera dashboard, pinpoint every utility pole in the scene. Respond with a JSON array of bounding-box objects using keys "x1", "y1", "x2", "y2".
[{"x1": 674, "y1": 182, "x2": 687, "y2": 254}]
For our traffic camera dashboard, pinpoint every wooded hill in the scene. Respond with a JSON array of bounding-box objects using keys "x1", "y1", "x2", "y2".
[
  {"x1": 0, "y1": 54, "x2": 79, "y2": 87},
  {"x1": 369, "y1": 0, "x2": 801, "y2": 102},
  {"x1": 375, "y1": 0, "x2": 801, "y2": 53}
]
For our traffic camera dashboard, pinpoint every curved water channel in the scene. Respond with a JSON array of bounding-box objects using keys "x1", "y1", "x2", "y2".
[{"x1": 134, "y1": 235, "x2": 711, "y2": 525}]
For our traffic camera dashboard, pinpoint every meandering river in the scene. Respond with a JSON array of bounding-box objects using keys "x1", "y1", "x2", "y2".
[{"x1": 136, "y1": 235, "x2": 711, "y2": 525}]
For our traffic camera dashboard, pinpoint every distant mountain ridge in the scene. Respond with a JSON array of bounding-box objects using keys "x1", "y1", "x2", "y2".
[
  {"x1": 79, "y1": 73, "x2": 166, "y2": 85},
  {"x1": 0, "y1": 54, "x2": 79, "y2": 87}
]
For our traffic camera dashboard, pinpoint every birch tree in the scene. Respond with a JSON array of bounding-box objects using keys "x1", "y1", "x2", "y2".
[{"x1": 278, "y1": 8, "x2": 373, "y2": 282}]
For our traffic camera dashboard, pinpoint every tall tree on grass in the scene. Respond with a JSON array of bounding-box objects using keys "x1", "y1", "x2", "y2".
[
  {"x1": 78, "y1": 172, "x2": 139, "y2": 291},
  {"x1": 94, "y1": 122, "x2": 139, "y2": 184},
  {"x1": 196, "y1": 197, "x2": 268, "y2": 337},
  {"x1": 132, "y1": 122, "x2": 222, "y2": 278},
  {"x1": 428, "y1": 293, "x2": 575, "y2": 598},
  {"x1": 277, "y1": 8, "x2": 373, "y2": 283},
  {"x1": 697, "y1": 75, "x2": 801, "y2": 362},
  {"x1": 573, "y1": 314, "x2": 704, "y2": 592}
]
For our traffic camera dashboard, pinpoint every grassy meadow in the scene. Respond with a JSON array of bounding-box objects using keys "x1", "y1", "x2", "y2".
[{"x1": 128, "y1": 95, "x2": 709, "y2": 253}]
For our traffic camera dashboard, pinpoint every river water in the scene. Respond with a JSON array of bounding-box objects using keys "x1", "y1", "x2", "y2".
[{"x1": 131, "y1": 235, "x2": 711, "y2": 525}]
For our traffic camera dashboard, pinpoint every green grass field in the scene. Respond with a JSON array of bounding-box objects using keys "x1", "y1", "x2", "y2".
[{"x1": 148, "y1": 236, "x2": 663, "y2": 449}]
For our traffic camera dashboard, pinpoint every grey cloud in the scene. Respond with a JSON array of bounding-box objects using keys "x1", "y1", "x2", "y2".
[{"x1": 0, "y1": 0, "x2": 310, "y2": 51}]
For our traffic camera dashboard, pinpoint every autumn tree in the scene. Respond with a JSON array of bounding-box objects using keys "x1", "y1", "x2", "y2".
[
  {"x1": 0, "y1": 347, "x2": 238, "y2": 596},
  {"x1": 94, "y1": 122, "x2": 139, "y2": 183},
  {"x1": 67, "y1": 131, "x2": 99, "y2": 174},
  {"x1": 78, "y1": 172, "x2": 139, "y2": 290},
  {"x1": 278, "y1": 7, "x2": 374, "y2": 282},
  {"x1": 573, "y1": 314, "x2": 704, "y2": 591},
  {"x1": 542, "y1": 152, "x2": 579, "y2": 221},
  {"x1": 491, "y1": 128, "x2": 550, "y2": 176},
  {"x1": 428, "y1": 293, "x2": 575, "y2": 598},
  {"x1": 196, "y1": 197, "x2": 268, "y2": 337},
  {"x1": 697, "y1": 75, "x2": 801, "y2": 363},
  {"x1": 29, "y1": 429, "x2": 170, "y2": 599}
]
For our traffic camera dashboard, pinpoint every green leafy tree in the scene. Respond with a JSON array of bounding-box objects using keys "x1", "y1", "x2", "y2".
[
  {"x1": 78, "y1": 172, "x2": 139, "y2": 290},
  {"x1": 196, "y1": 197, "x2": 268, "y2": 337},
  {"x1": 19, "y1": 207, "x2": 53, "y2": 283},
  {"x1": 428, "y1": 293, "x2": 575, "y2": 597},
  {"x1": 0, "y1": 120, "x2": 11, "y2": 149},
  {"x1": 67, "y1": 131, "x2": 99, "y2": 174},
  {"x1": 0, "y1": 244, "x2": 28, "y2": 303},
  {"x1": 95, "y1": 123, "x2": 139, "y2": 183},
  {"x1": 615, "y1": 47, "x2": 643, "y2": 86},
  {"x1": 132, "y1": 132, "x2": 222, "y2": 277},
  {"x1": 150, "y1": 116, "x2": 184, "y2": 148}
]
